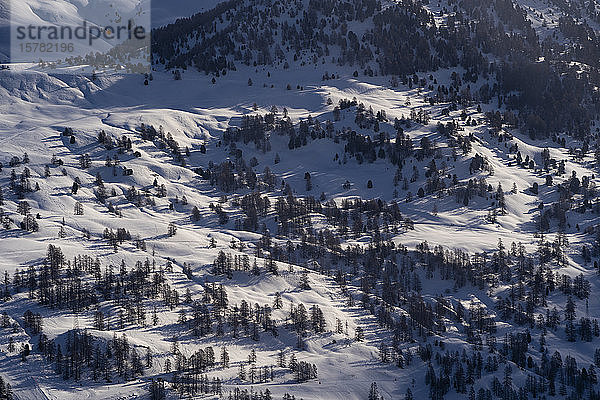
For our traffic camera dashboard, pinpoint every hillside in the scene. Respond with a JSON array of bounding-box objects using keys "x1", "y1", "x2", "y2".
[{"x1": 0, "y1": 1, "x2": 600, "y2": 400}]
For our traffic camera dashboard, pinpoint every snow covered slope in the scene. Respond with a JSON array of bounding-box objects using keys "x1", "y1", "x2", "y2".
[{"x1": 0, "y1": 1, "x2": 600, "y2": 400}]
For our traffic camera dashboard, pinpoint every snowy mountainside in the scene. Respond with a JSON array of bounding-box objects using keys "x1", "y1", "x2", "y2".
[
  {"x1": 151, "y1": 0, "x2": 600, "y2": 140},
  {"x1": 0, "y1": 62, "x2": 596, "y2": 400},
  {"x1": 0, "y1": 1, "x2": 599, "y2": 400}
]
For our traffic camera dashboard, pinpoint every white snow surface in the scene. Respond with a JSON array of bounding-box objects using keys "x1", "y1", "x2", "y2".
[{"x1": 0, "y1": 1, "x2": 599, "y2": 399}]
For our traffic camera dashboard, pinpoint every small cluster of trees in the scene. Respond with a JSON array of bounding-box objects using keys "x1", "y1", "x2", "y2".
[
  {"x1": 0, "y1": 376, "x2": 13, "y2": 400},
  {"x1": 37, "y1": 329, "x2": 151, "y2": 381}
]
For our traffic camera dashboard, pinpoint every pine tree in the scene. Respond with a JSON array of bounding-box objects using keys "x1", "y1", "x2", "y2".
[
  {"x1": 221, "y1": 347, "x2": 229, "y2": 368},
  {"x1": 17, "y1": 201, "x2": 30, "y2": 215},
  {"x1": 170, "y1": 338, "x2": 179, "y2": 356},
  {"x1": 565, "y1": 296, "x2": 576, "y2": 321},
  {"x1": 20, "y1": 343, "x2": 30, "y2": 361},
  {"x1": 191, "y1": 206, "x2": 201, "y2": 221},
  {"x1": 497, "y1": 183, "x2": 506, "y2": 214},
  {"x1": 299, "y1": 270, "x2": 311, "y2": 290},
  {"x1": 368, "y1": 382, "x2": 380, "y2": 400},
  {"x1": 152, "y1": 307, "x2": 159, "y2": 326},
  {"x1": 252, "y1": 258, "x2": 260, "y2": 275},
  {"x1": 355, "y1": 326, "x2": 364, "y2": 341},
  {"x1": 150, "y1": 379, "x2": 165, "y2": 400},
  {"x1": 288, "y1": 353, "x2": 297, "y2": 372},
  {"x1": 468, "y1": 386, "x2": 476, "y2": 400},
  {"x1": 145, "y1": 348, "x2": 152, "y2": 368},
  {"x1": 277, "y1": 350, "x2": 286, "y2": 367},
  {"x1": 167, "y1": 222, "x2": 177, "y2": 237},
  {"x1": 273, "y1": 292, "x2": 283, "y2": 309},
  {"x1": 74, "y1": 202, "x2": 83, "y2": 215}
]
